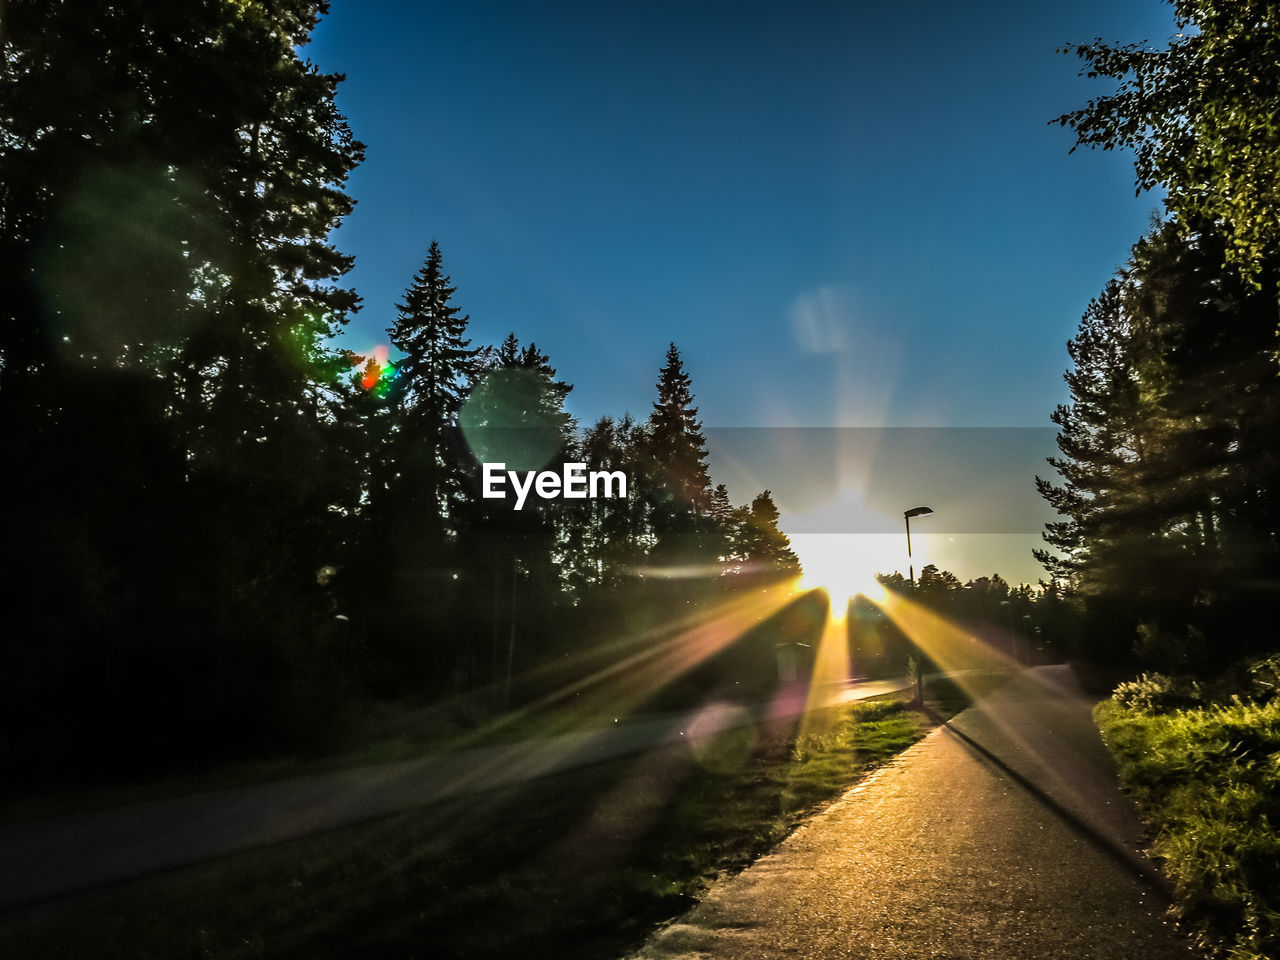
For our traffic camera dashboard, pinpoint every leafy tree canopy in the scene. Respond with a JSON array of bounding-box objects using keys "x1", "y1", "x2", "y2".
[{"x1": 1056, "y1": 0, "x2": 1280, "y2": 283}]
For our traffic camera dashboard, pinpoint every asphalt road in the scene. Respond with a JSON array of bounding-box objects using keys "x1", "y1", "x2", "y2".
[
  {"x1": 630, "y1": 665, "x2": 1195, "y2": 960},
  {"x1": 0, "y1": 675, "x2": 912, "y2": 912}
]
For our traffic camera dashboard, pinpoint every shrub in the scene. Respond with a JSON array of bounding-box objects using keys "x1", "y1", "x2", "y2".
[
  {"x1": 1098, "y1": 680, "x2": 1280, "y2": 960},
  {"x1": 1111, "y1": 672, "x2": 1204, "y2": 713}
]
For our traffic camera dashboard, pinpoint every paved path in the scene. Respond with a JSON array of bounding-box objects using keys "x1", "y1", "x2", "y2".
[
  {"x1": 0, "y1": 676, "x2": 911, "y2": 911},
  {"x1": 630, "y1": 665, "x2": 1194, "y2": 960}
]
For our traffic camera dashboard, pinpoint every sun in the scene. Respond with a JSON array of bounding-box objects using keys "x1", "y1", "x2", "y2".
[{"x1": 790, "y1": 532, "x2": 902, "y2": 613}]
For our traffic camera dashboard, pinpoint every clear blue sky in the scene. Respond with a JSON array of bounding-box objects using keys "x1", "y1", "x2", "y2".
[{"x1": 307, "y1": 0, "x2": 1175, "y2": 584}]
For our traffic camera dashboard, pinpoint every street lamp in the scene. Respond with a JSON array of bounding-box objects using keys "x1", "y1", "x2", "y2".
[
  {"x1": 903, "y1": 506, "x2": 933, "y2": 705},
  {"x1": 903, "y1": 506, "x2": 934, "y2": 587}
]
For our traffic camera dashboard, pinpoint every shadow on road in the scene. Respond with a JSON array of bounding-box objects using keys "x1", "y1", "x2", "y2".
[{"x1": 923, "y1": 668, "x2": 1169, "y2": 900}]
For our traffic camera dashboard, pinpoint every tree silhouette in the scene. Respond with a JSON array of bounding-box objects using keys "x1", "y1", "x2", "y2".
[
  {"x1": 0, "y1": 0, "x2": 364, "y2": 773},
  {"x1": 455, "y1": 333, "x2": 577, "y2": 688},
  {"x1": 1038, "y1": 222, "x2": 1280, "y2": 667},
  {"x1": 740, "y1": 490, "x2": 800, "y2": 577},
  {"x1": 383, "y1": 241, "x2": 477, "y2": 547},
  {"x1": 645, "y1": 343, "x2": 712, "y2": 562}
]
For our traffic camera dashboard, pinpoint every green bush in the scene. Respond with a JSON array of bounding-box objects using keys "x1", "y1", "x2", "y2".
[
  {"x1": 1111, "y1": 672, "x2": 1204, "y2": 713},
  {"x1": 1097, "y1": 682, "x2": 1280, "y2": 960}
]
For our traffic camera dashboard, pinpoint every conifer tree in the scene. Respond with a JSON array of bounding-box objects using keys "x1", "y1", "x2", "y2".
[
  {"x1": 1034, "y1": 279, "x2": 1152, "y2": 590},
  {"x1": 645, "y1": 343, "x2": 713, "y2": 560},
  {"x1": 740, "y1": 490, "x2": 800, "y2": 576},
  {"x1": 488, "y1": 332, "x2": 575, "y2": 459},
  {"x1": 707, "y1": 482, "x2": 741, "y2": 573},
  {"x1": 709, "y1": 483, "x2": 734, "y2": 524},
  {"x1": 1037, "y1": 223, "x2": 1280, "y2": 665},
  {"x1": 351, "y1": 242, "x2": 478, "y2": 690},
  {"x1": 384, "y1": 241, "x2": 478, "y2": 547}
]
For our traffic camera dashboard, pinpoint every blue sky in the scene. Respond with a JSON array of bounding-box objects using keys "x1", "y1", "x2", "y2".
[{"x1": 306, "y1": 0, "x2": 1176, "y2": 584}]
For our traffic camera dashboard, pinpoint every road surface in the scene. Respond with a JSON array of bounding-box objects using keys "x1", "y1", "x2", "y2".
[{"x1": 629, "y1": 664, "x2": 1193, "y2": 960}]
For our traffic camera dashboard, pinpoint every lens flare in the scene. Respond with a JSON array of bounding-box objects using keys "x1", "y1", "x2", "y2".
[{"x1": 352, "y1": 344, "x2": 398, "y2": 396}]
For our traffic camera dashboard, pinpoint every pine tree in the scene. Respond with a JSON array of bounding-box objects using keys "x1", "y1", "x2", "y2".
[
  {"x1": 384, "y1": 241, "x2": 478, "y2": 547},
  {"x1": 1037, "y1": 223, "x2": 1280, "y2": 666},
  {"x1": 349, "y1": 242, "x2": 478, "y2": 691},
  {"x1": 740, "y1": 490, "x2": 800, "y2": 577},
  {"x1": 916, "y1": 563, "x2": 962, "y2": 598},
  {"x1": 1034, "y1": 278, "x2": 1153, "y2": 591},
  {"x1": 466, "y1": 332, "x2": 576, "y2": 470},
  {"x1": 645, "y1": 343, "x2": 712, "y2": 560},
  {"x1": 707, "y1": 482, "x2": 741, "y2": 573}
]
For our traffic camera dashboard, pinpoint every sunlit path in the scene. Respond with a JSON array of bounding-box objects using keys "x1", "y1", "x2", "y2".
[
  {"x1": 629, "y1": 666, "x2": 1195, "y2": 960},
  {"x1": 627, "y1": 670, "x2": 1187, "y2": 960}
]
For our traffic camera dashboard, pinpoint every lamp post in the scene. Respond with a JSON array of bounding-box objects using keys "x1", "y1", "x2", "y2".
[
  {"x1": 903, "y1": 506, "x2": 934, "y2": 588},
  {"x1": 903, "y1": 506, "x2": 933, "y2": 704}
]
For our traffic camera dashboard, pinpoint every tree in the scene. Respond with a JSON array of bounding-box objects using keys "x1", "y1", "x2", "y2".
[
  {"x1": 1055, "y1": 1, "x2": 1280, "y2": 286},
  {"x1": 916, "y1": 563, "x2": 961, "y2": 598},
  {"x1": 560, "y1": 413, "x2": 652, "y2": 595},
  {"x1": 461, "y1": 332, "x2": 575, "y2": 475},
  {"x1": 0, "y1": 0, "x2": 366, "y2": 770},
  {"x1": 1037, "y1": 222, "x2": 1280, "y2": 666},
  {"x1": 739, "y1": 490, "x2": 800, "y2": 577},
  {"x1": 383, "y1": 241, "x2": 478, "y2": 547},
  {"x1": 706, "y1": 482, "x2": 743, "y2": 574},
  {"x1": 349, "y1": 242, "x2": 478, "y2": 690},
  {"x1": 1034, "y1": 278, "x2": 1157, "y2": 593},
  {"x1": 645, "y1": 343, "x2": 713, "y2": 560},
  {"x1": 455, "y1": 333, "x2": 577, "y2": 687}
]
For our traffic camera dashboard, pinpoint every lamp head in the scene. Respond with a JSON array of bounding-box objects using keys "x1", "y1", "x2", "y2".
[{"x1": 904, "y1": 506, "x2": 934, "y2": 519}]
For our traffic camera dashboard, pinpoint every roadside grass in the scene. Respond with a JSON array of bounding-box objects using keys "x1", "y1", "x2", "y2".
[
  {"x1": 0, "y1": 691, "x2": 971, "y2": 960},
  {"x1": 1096, "y1": 676, "x2": 1280, "y2": 960}
]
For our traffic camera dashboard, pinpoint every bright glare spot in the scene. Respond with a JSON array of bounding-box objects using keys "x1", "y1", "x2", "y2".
[
  {"x1": 791, "y1": 532, "x2": 905, "y2": 610},
  {"x1": 782, "y1": 487, "x2": 924, "y2": 612}
]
